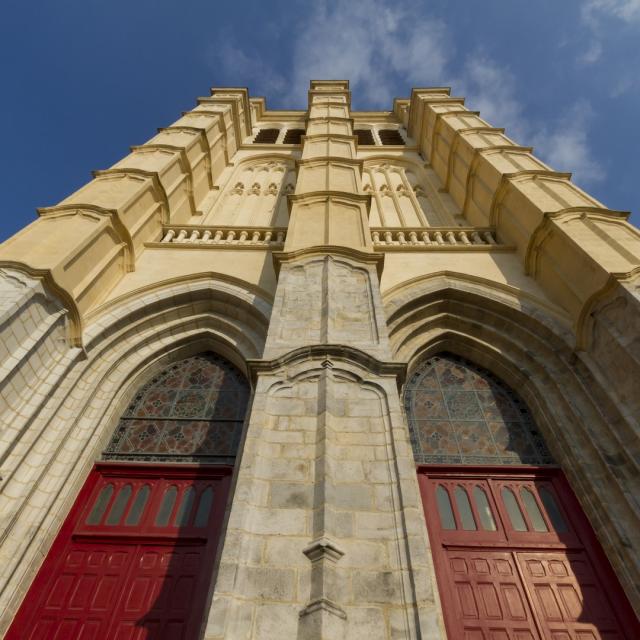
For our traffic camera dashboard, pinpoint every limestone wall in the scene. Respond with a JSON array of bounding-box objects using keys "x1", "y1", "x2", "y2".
[{"x1": 0, "y1": 79, "x2": 638, "y2": 637}]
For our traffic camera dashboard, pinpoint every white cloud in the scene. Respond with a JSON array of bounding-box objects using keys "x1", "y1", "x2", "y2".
[
  {"x1": 578, "y1": 40, "x2": 603, "y2": 64},
  {"x1": 579, "y1": 1, "x2": 640, "y2": 64},
  {"x1": 284, "y1": 0, "x2": 449, "y2": 107},
  {"x1": 581, "y1": 0, "x2": 640, "y2": 26},
  {"x1": 453, "y1": 54, "x2": 528, "y2": 141},
  {"x1": 208, "y1": 1, "x2": 604, "y2": 187},
  {"x1": 207, "y1": 37, "x2": 286, "y2": 97},
  {"x1": 457, "y1": 56, "x2": 604, "y2": 186},
  {"x1": 531, "y1": 101, "x2": 604, "y2": 185}
]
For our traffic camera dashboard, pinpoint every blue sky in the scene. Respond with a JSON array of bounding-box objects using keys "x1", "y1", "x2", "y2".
[{"x1": 1, "y1": 0, "x2": 639, "y2": 242}]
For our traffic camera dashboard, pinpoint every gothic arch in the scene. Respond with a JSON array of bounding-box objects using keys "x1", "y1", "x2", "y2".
[
  {"x1": 386, "y1": 276, "x2": 640, "y2": 607},
  {"x1": 404, "y1": 351, "x2": 553, "y2": 466},
  {"x1": 0, "y1": 278, "x2": 264, "y2": 623}
]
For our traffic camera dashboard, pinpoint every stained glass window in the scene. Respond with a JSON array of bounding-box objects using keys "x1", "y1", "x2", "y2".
[
  {"x1": 404, "y1": 353, "x2": 553, "y2": 465},
  {"x1": 103, "y1": 352, "x2": 250, "y2": 464}
]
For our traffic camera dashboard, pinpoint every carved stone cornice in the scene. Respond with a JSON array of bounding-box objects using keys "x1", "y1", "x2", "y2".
[
  {"x1": 272, "y1": 245, "x2": 384, "y2": 277},
  {"x1": 247, "y1": 344, "x2": 407, "y2": 388}
]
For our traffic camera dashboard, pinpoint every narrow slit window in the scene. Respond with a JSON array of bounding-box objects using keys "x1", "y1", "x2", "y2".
[
  {"x1": 105, "y1": 485, "x2": 132, "y2": 526},
  {"x1": 521, "y1": 488, "x2": 548, "y2": 532},
  {"x1": 354, "y1": 129, "x2": 375, "y2": 145},
  {"x1": 86, "y1": 484, "x2": 114, "y2": 525},
  {"x1": 436, "y1": 486, "x2": 456, "y2": 530},
  {"x1": 454, "y1": 486, "x2": 477, "y2": 530},
  {"x1": 253, "y1": 129, "x2": 279, "y2": 144},
  {"x1": 174, "y1": 487, "x2": 196, "y2": 527},
  {"x1": 473, "y1": 486, "x2": 497, "y2": 531},
  {"x1": 125, "y1": 485, "x2": 150, "y2": 526},
  {"x1": 502, "y1": 487, "x2": 528, "y2": 531},
  {"x1": 378, "y1": 129, "x2": 405, "y2": 145},
  {"x1": 194, "y1": 487, "x2": 214, "y2": 527},
  {"x1": 155, "y1": 486, "x2": 178, "y2": 527},
  {"x1": 283, "y1": 129, "x2": 305, "y2": 144},
  {"x1": 539, "y1": 488, "x2": 568, "y2": 532}
]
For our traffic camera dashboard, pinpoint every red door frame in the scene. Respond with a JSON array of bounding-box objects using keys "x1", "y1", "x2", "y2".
[
  {"x1": 7, "y1": 462, "x2": 232, "y2": 640},
  {"x1": 418, "y1": 464, "x2": 640, "y2": 639}
]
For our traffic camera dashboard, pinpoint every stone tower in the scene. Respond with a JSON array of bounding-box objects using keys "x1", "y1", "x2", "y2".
[{"x1": 0, "y1": 80, "x2": 638, "y2": 639}]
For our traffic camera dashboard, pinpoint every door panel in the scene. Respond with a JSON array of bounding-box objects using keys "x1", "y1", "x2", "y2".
[
  {"x1": 418, "y1": 467, "x2": 639, "y2": 640},
  {"x1": 8, "y1": 464, "x2": 231, "y2": 640},
  {"x1": 518, "y1": 552, "x2": 625, "y2": 640},
  {"x1": 448, "y1": 549, "x2": 539, "y2": 639}
]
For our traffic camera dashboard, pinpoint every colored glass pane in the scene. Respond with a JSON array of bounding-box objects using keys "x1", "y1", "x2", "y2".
[
  {"x1": 404, "y1": 353, "x2": 554, "y2": 465},
  {"x1": 86, "y1": 484, "x2": 114, "y2": 525},
  {"x1": 103, "y1": 353, "x2": 250, "y2": 463},
  {"x1": 454, "y1": 486, "x2": 477, "y2": 530},
  {"x1": 473, "y1": 486, "x2": 497, "y2": 531},
  {"x1": 125, "y1": 485, "x2": 150, "y2": 526},
  {"x1": 502, "y1": 488, "x2": 528, "y2": 531},
  {"x1": 436, "y1": 485, "x2": 456, "y2": 530},
  {"x1": 521, "y1": 488, "x2": 548, "y2": 532},
  {"x1": 106, "y1": 485, "x2": 132, "y2": 525},
  {"x1": 194, "y1": 488, "x2": 214, "y2": 527},
  {"x1": 156, "y1": 486, "x2": 178, "y2": 526},
  {"x1": 174, "y1": 487, "x2": 195, "y2": 527},
  {"x1": 539, "y1": 487, "x2": 568, "y2": 533}
]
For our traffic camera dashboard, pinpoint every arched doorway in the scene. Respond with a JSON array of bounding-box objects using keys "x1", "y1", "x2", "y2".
[
  {"x1": 8, "y1": 352, "x2": 250, "y2": 640},
  {"x1": 407, "y1": 353, "x2": 639, "y2": 639}
]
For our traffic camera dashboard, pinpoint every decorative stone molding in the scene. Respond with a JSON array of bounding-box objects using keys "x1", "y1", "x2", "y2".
[
  {"x1": 154, "y1": 225, "x2": 286, "y2": 247},
  {"x1": 371, "y1": 227, "x2": 503, "y2": 249},
  {"x1": 247, "y1": 345, "x2": 406, "y2": 388}
]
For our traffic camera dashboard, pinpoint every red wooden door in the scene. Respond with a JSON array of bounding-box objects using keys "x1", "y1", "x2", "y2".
[
  {"x1": 418, "y1": 467, "x2": 640, "y2": 640},
  {"x1": 8, "y1": 463, "x2": 231, "y2": 640}
]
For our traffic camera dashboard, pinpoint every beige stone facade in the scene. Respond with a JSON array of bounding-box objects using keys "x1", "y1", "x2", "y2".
[{"x1": 0, "y1": 80, "x2": 638, "y2": 638}]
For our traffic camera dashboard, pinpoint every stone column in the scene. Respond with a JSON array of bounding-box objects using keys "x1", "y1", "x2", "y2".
[{"x1": 203, "y1": 81, "x2": 445, "y2": 639}]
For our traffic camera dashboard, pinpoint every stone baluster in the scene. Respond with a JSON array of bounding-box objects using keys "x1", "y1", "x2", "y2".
[
  {"x1": 176, "y1": 229, "x2": 188, "y2": 242},
  {"x1": 398, "y1": 231, "x2": 406, "y2": 245},
  {"x1": 226, "y1": 230, "x2": 236, "y2": 243},
  {"x1": 484, "y1": 231, "x2": 497, "y2": 245},
  {"x1": 384, "y1": 231, "x2": 393, "y2": 245},
  {"x1": 264, "y1": 231, "x2": 273, "y2": 244},
  {"x1": 372, "y1": 231, "x2": 380, "y2": 245},
  {"x1": 276, "y1": 231, "x2": 285, "y2": 244},
  {"x1": 201, "y1": 230, "x2": 212, "y2": 243},
  {"x1": 408, "y1": 231, "x2": 418, "y2": 244},
  {"x1": 213, "y1": 230, "x2": 224, "y2": 243},
  {"x1": 189, "y1": 230, "x2": 200, "y2": 243},
  {"x1": 161, "y1": 229, "x2": 175, "y2": 243},
  {"x1": 421, "y1": 231, "x2": 431, "y2": 245},
  {"x1": 238, "y1": 230, "x2": 249, "y2": 244},
  {"x1": 434, "y1": 231, "x2": 444, "y2": 245},
  {"x1": 471, "y1": 231, "x2": 483, "y2": 245},
  {"x1": 445, "y1": 231, "x2": 456, "y2": 245},
  {"x1": 459, "y1": 231, "x2": 471, "y2": 245},
  {"x1": 251, "y1": 231, "x2": 261, "y2": 244}
]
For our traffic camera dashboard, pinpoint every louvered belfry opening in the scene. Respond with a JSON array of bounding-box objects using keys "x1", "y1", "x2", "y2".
[
  {"x1": 253, "y1": 128, "x2": 280, "y2": 143},
  {"x1": 283, "y1": 128, "x2": 305, "y2": 144},
  {"x1": 354, "y1": 129, "x2": 376, "y2": 145},
  {"x1": 378, "y1": 129, "x2": 405, "y2": 145}
]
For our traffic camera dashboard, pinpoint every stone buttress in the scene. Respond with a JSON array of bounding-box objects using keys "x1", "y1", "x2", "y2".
[{"x1": 202, "y1": 82, "x2": 445, "y2": 639}]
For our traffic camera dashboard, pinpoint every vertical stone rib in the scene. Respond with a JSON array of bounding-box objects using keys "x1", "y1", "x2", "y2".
[{"x1": 298, "y1": 362, "x2": 347, "y2": 638}]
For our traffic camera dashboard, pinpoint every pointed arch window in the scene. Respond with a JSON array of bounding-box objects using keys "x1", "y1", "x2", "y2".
[
  {"x1": 103, "y1": 353, "x2": 250, "y2": 464},
  {"x1": 404, "y1": 353, "x2": 553, "y2": 465}
]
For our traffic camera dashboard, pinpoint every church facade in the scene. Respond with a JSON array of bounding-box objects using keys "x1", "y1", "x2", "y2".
[{"x1": 0, "y1": 79, "x2": 638, "y2": 638}]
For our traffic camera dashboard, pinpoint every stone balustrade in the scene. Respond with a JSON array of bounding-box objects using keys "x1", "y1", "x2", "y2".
[
  {"x1": 371, "y1": 227, "x2": 499, "y2": 248},
  {"x1": 158, "y1": 226, "x2": 286, "y2": 246}
]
